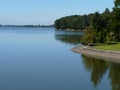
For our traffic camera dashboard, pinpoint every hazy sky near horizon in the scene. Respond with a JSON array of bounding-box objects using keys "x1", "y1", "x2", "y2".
[{"x1": 0, "y1": 0, "x2": 114, "y2": 25}]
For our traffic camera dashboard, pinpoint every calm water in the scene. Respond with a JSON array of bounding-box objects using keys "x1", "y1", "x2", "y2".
[{"x1": 0, "y1": 27, "x2": 120, "y2": 90}]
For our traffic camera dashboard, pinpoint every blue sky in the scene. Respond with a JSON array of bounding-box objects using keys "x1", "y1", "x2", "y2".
[{"x1": 0, "y1": 0, "x2": 114, "y2": 25}]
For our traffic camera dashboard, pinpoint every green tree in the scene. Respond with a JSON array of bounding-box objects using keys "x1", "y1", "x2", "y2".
[
  {"x1": 112, "y1": 0, "x2": 120, "y2": 41},
  {"x1": 54, "y1": 19, "x2": 61, "y2": 29},
  {"x1": 91, "y1": 10, "x2": 112, "y2": 43},
  {"x1": 81, "y1": 26, "x2": 96, "y2": 44},
  {"x1": 102, "y1": 8, "x2": 113, "y2": 43}
]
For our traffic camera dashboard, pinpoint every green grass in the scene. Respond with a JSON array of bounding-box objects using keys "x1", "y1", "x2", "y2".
[{"x1": 95, "y1": 42, "x2": 120, "y2": 51}]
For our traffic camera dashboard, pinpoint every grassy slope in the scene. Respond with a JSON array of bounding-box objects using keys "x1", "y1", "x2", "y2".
[{"x1": 95, "y1": 43, "x2": 120, "y2": 51}]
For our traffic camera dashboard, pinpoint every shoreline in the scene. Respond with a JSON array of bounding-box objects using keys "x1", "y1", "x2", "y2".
[
  {"x1": 56, "y1": 29, "x2": 84, "y2": 32},
  {"x1": 71, "y1": 46, "x2": 120, "y2": 62}
]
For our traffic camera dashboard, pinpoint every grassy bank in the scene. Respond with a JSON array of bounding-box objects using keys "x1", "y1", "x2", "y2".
[{"x1": 95, "y1": 43, "x2": 120, "y2": 51}]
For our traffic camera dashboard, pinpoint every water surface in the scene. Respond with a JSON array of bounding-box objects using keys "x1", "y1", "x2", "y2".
[{"x1": 0, "y1": 27, "x2": 119, "y2": 90}]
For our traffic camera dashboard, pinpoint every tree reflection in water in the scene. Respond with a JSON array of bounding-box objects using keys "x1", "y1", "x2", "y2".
[
  {"x1": 109, "y1": 63, "x2": 120, "y2": 90},
  {"x1": 54, "y1": 30, "x2": 83, "y2": 45},
  {"x1": 54, "y1": 30, "x2": 120, "y2": 90},
  {"x1": 82, "y1": 55, "x2": 120, "y2": 90}
]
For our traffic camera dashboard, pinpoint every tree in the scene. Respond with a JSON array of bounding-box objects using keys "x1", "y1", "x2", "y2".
[
  {"x1": 54, "y1": 19, "x2": 61, "y2": 29},
  {"x1": 81, "y1": 26, "x2": 96, "y2": 44},
  {"x1": 90, "y1": 10, "x2": 112, "y2": 43},
  {"x1": 102, "y1": 8, "x2": 113, "y2": 43},
  {"x1": 114, "y1": 0, "x2": 120, "y2": 8},
  {"x1": 91, "y1": 12, "x2": 106, "y2": 43},
  {"x1": 112, "y1": 0, "x2": 120, "y2": 41}
]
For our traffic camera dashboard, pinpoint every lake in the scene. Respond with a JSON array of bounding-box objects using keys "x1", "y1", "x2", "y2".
[{"x1": 0, "y1": 27, "x2": 120, "y2": 90}]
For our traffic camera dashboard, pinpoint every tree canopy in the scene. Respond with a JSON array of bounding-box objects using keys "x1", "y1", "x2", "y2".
[
  {"x1": 54, "y1": 15, "x2": 92, "y2": 30},
  {"x1": 54, "y1": 0, "x2": 120, "y2": 43}
]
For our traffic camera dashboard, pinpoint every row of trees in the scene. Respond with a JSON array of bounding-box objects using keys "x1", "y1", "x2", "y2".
[
  {"x1": 83, "y1": 0, "x2": 120, "y2": 43},
  {"x1": 54, "y1": 14, "x2": 93, "y2": 30},
  {"x1": 54, "y1": 0, "x2": 120, "y2": 43},
  {"x1": 82, "y1": 8, "x2": 112, "y2": 43}
]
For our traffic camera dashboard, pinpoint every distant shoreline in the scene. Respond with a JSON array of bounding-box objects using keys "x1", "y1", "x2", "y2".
[
  {"x1": 71, "y1": 46, "x2": 120, "y2": 62},
  {"x1": 0, "y1": 25, "x2": 54, "y2": 28}
]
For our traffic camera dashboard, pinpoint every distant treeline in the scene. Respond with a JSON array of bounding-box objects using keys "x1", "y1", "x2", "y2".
[
  {"x1": 0, "y1": 25, "x2": 54, "y2": 28},
  {"x1": 54, "y1": 14, "x2": 93, "y2": 30},
  {"x1": 54, "y1": 0, "x2": 120, "y2": 43}
]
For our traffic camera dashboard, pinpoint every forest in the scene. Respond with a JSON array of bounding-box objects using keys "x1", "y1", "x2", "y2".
[{"x1": 54, "y1": 0, "x2": 120, "y2": 44}]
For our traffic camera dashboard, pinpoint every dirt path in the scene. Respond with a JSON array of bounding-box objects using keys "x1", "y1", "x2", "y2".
[{"x1": 71, "y1": 46, "x2": 120, "y2": 62}]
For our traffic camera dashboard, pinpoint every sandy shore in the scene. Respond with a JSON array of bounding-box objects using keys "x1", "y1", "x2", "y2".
[{"x1": 71, "y1": 46, "x2": 120, "y2": 62}]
